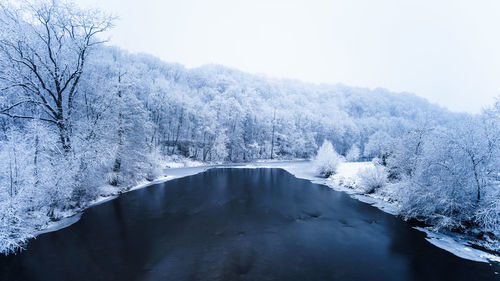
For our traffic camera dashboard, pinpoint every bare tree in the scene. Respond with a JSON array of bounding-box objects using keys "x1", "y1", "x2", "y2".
[
  {"x1": 0, "y1": 0, "x2": 113, "y2": 152},
  {"x1": 270, "y1": 108, "x2": 276, "y2": 159}
]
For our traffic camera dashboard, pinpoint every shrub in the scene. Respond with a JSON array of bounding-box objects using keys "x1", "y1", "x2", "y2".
[{"x1": 358, "y1": 163, "x2": 388, "y2": 193}]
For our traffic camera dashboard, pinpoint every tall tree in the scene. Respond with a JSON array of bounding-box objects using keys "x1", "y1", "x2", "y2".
[{"x1": 0, "y1": 0, "x2": 113, "y2": 152}]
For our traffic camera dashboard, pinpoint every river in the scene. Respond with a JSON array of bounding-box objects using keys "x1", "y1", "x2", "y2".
[{"x1": 0, "y1": 168, "x2": 498, "y2": 281}]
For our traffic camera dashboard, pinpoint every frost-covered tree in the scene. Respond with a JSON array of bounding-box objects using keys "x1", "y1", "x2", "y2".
[
  {"x1": 210, "y1": 130, "x2": 229, "y2": 162},
  {"x1": 0, "y1": 0, "x2": 113, "y2": 152},
  {"x1": 390, "y1": 111, "x2": 500, "y2": 232},
  {"x1": 363, "y1": 131, "x2": 393, "y2": 164}
]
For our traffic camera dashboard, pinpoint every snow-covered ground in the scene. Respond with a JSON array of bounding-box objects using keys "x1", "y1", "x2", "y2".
[
  {"x1": 34, "y1": 159, "x2": 500, "y2": 265},
  {"x1": 34, "y1": 213, "x2": 82, "y2": 236},
  {"x1": 415, "y1": 227, "x2": 500, "y2": 263},
  {"x1": 160, "y1": 155, "x2": 205, "y2": 169}
]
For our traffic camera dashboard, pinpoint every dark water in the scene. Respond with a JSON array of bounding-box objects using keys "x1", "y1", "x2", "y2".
[{"x1": 1, "y1": 168, "x2": 499, "y2": 281}]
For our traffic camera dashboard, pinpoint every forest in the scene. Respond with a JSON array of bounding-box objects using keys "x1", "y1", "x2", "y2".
[{"x1": 0, "y1": 0, "x2": 499, "y2": 255}]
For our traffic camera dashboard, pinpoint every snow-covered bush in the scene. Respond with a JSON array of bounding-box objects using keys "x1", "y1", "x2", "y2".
[
  {"x1": 358, "y1": 163, "x2": 388, "y2": 193},
  {"x1": 314, "y1": 140, "x2": 343, "y2": 177},
  {"x1": 345, "y1": 144, "x2": 360, "y2": 162}
]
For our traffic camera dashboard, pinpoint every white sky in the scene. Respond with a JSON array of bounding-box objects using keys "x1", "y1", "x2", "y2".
[{"x1": 75, "y1": 0, "x2": 500, "y2": 113}]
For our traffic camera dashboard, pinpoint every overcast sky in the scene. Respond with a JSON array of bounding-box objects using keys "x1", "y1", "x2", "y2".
[{"x1": 76, "y1": 0, "x2": 500, "y2": 113}]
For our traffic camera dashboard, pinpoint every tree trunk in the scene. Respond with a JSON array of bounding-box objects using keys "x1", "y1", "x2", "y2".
[
  {"x1": 57, "y1": 121, "x2": 71, "y2": 153},
  {"x1": 270, "y1": 109, "x2": 276, "y2": 159}
]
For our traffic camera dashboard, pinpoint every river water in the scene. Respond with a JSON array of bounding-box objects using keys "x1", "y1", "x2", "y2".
[{"x1": 0, "y1": 168, "x2": 498, "y2": 281}]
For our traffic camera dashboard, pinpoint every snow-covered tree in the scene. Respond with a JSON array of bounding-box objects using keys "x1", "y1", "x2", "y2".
[
  {"x1": 363, "y1": 131, "x2": 393, "y2": 164},
  {"x1": 211, "y1": 129, "x2": 229, "y2": 162},
  {"x1": 345, "y1": 144, "x2": 360, "y2": 162},
  {"x1": 0, "y1": 0, "x2": 113, "y2": 152},
  {"x1": 391, "y1": 113, "x2": 500, "y2": 232}
]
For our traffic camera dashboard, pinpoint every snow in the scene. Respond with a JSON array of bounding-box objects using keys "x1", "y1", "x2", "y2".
[
  {"x1": 163, "y1": 162, "x2": 184, "y2": 168},
  {"x1": 330, "y1": 162, "x2": 372, "y2": 189},
  {"x1": 35, "y1": 213, "x2": 82, "y2": 236},
  {"x1": 89, "y1": 195, "x2": 119, "y2": 207},
  {"x1": 161, "y1": 155, "x2": 205, "y2": 169},
  {"x1": 311, "y1": 162, "x2": 400, "y2": 215},
  {"x1": 351, "y1": 194, "x2": 400, "y2": 215},
  {"x1": 129, "y1": 176, "x2": 174, "y2": 191},
  {"x1": 415, "y1": 227, "x2": 500, "y2": 263}
]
